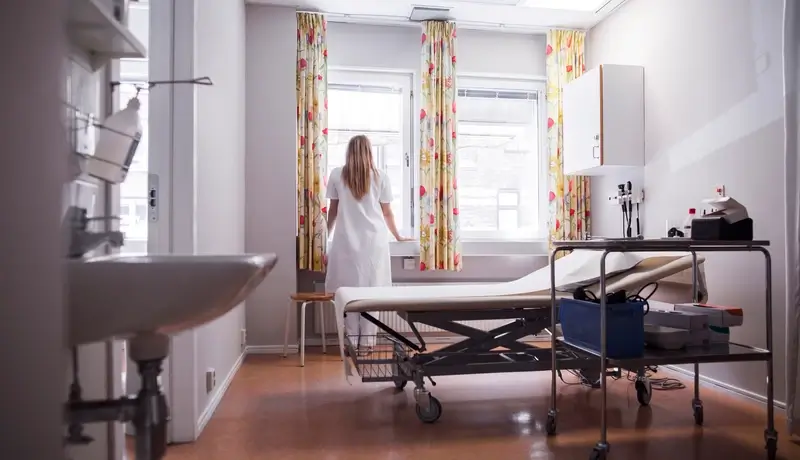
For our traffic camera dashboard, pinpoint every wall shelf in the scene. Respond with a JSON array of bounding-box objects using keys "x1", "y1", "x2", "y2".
[{"x1": 67, "y1": 0, "x2": 146, "y2": 70}]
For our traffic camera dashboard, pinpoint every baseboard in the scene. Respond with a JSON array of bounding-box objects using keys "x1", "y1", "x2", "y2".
[
  {"x1": 303, "y1": 338, "x2": 343, "y2": 346},
  {"x1": 247, "y1": 344, "x2": 298, "y2": 354},
  {"x1": 665, "y1": 365, "x2": 786, "y2": 410},
  {"x1": 247, "y1": 334, "x2": 549, "y2": 353},
  {"x1": 196, "y1": 352, "x2": 245, "y2": 435}
]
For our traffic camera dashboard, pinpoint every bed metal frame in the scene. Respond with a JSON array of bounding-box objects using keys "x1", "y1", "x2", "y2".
[{"x1": 344, "y1": 305, "x2": 598, "y2": 423}]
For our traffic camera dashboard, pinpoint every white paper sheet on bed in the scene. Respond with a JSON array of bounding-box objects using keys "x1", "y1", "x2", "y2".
[{"x1": 333, "y1": 250, "x2": 696, "y2": 379}]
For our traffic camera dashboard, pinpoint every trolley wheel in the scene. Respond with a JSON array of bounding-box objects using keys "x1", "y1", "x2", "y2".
[
  {"x1": 394, "y1": 380, "x2": 408, "y2": 390},
  {"x1": 415, "y1": 396, "x2": 442, "y2": 424},
  {"x1": 545, "y1": 414, "x2": 557, "y2": 436},
  {"x1": 589, "y1": 447, "x2": 608, "y2": 460},
  {"x1": 693, "y1": 404, "x2": 704, "y2": 426},
  {"x1": 635, "y1": 378, "x2": 652, "y2": 406},
  {"x1": 765, "y1": 437, "x2": 777, "y2": 460}
]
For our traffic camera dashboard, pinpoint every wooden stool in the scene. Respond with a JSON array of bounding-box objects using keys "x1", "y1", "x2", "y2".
[{"x1": 282, "y1": 292, "x2": 335, "y2": 367}]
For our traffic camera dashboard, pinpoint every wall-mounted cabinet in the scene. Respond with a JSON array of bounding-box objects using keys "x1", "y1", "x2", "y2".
[
  {"x1": 562, "y1": 64, "x2": 644, "y2": 176},
  {"x1": 67, "y1": 0, "x2": 146, "y2": 71}
]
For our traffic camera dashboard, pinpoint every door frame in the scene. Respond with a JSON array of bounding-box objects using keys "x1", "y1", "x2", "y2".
[
  {"x1": 117, "y1": 0, "x2": 200, "y2": 446},
  {"x1": 149, "y1": 0, "x2": 201, "y2": 443},
  {"x1": 115, "y1": 0, "x2": 203, "y2": 446}
]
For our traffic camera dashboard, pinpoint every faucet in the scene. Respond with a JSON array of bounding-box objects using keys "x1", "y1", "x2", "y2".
[{"x1": 64, "y1": 205, "x2": 124, "y2": 258}]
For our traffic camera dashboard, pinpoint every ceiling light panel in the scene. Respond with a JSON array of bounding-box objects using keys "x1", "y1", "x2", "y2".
[
  {"x1": 453, "y1": 0, "x2": 521, "y2": 5},
  {"x1": 518, "y1": 0, "x2": 608, "y2": 12}
]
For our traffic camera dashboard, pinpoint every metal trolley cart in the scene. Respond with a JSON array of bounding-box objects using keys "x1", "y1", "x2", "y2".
[{"x1": 546, "y1": 239, "x2": 778, "y2": 460}]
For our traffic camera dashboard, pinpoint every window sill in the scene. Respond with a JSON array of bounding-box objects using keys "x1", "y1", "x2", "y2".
[{"x1": 389, "y1": 239, "x2": 548, "y2": 257}]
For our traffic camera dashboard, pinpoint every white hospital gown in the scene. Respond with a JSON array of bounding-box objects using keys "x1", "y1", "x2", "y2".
[{"x1": 325, "y1": 167, "x2": 393, "y2": 347}]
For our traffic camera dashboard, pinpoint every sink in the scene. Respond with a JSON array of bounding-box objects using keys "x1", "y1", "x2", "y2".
[{"x1": 67, "y1": 254, "x2": 278, "y2": 347}]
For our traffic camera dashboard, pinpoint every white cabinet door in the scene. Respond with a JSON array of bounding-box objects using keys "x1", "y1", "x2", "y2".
[{"x1": 562, "y1": 68, "x2": 602, "y2": 175}]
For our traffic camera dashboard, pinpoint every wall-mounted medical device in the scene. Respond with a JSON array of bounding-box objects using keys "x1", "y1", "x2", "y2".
[{"x1": 607, "y1": 181, "x2": 644, "y2": 238}]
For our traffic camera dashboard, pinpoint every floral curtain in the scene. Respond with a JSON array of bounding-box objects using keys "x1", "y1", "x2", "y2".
[
  {"x1": 419, "y1": 21, "x2": 462, "y2": 272},
  {"x1": 296, "y1": 13, "x2": 328, "y2": 271},
  {"x1": 546, "y1": 30, "x2": 591, "y2": 249}
]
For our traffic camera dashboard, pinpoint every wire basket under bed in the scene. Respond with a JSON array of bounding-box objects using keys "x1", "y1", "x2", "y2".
[{"x1": 345, "y1": 332, "x2": 414, "y2": 387}]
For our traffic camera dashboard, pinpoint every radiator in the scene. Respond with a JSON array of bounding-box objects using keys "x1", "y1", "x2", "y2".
[{"x1": 312, "y1": 281, "x2": 515, "y2": 337}]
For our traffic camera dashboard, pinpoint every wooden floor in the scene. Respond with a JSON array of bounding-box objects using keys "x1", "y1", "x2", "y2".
[{"x1": 150, "y1": 351, "x2": 798, "y2": 460}]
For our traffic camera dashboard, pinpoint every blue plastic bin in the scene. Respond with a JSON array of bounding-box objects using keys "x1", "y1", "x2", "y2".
[{"x1": 559, "y1": 298, "x2": 646, "y2": 359}]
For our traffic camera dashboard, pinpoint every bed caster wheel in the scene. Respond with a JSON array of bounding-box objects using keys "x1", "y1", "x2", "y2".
[
  {"x1": 589, "y1": 445, "x2": 608, "y2": 460},
  {"x1": 394, "y1": 380, "x2": 407, "y2": 390},
  {"x1": 692, "y1": 400, "x2": 704, "y2": 426},
  {"x1": 415, "y1": 396, "x2": 442, "y2": 424},
  {"x1": 764, "y1": 430, "x2": 778, "y2": 460},
  {"x1": 765, "y1": 438, "x2": 777, "y2": 460},
  {"x1": 545, "y1": 414, "x2": 557, "y2": 436},
  {"x1": 635, "y1": 378, "x2": 652, "y2": 406}
]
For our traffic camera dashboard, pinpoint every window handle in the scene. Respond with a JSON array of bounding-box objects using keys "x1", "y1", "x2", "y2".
[{"x1": 405, "y1": 152, "x2": 410, "y2": 167}]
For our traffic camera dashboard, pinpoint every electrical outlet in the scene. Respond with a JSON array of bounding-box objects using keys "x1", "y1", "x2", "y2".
[
  {"x1": 714, "y1": 184, "x2": 726, "y2": 197},
  {"x1": 240, "y1": 328, "x2": 247, "y2": 351},
  {"x1": 205, "y1": 368, "x2": 216, "y2": 393},
  {"x1": 402, "y1": 257, "x2": 416, "y2": 270}
]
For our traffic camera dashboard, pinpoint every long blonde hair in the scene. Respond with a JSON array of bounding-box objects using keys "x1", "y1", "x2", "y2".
[{"x1": 341, "y1": 135, "x2": 377, "y2": 200}]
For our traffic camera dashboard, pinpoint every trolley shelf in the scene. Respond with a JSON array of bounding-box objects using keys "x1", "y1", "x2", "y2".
[
  {"x1": 552, "y1": 239, "x2": 770, "y2": 250},
  {"x1": 557, "y1": 338, "x2": 772, "y2": 368}
]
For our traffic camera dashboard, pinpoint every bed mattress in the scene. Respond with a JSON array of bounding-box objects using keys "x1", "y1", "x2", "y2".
[{"x1": 339, "y1": 251, "x2": 705, "y2": 313}]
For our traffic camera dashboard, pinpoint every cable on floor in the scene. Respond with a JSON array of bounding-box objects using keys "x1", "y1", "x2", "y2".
[
  {"x1": 556, "y1": 363, "x2": 684, "y2": 391},
  {"x1": 626, "y1": 365, "x2": 685, "y2": 390}
]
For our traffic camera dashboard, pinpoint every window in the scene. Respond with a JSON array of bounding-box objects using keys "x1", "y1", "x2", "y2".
[
  {"x1": 456, "y1": 77, "x2": 546, "y2": 240},
  {"x1": 325, "y1": 71, "x2": 546, "y2": 245},
  {"x1": 116, "y1": 0, "x2": 149, "y2": 255},
  {"x1": 327, "y1": 70, "x2": 413, "y2": 236},
  {"x1": 117, "y1": 84, "x2": 150, "y2": 253}
]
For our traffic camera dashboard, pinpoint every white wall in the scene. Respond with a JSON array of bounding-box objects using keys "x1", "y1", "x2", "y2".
[
  {"x1": 192, "y1": 0, "x2": 248, "y2": 432},
  {"x1": 588, "y1": 0, "x2": 788, "y2": 403},
  {"x1": 245, "y1": 5, "x2": 299, "y2": 348},
  {"x1": 1, "y1": 3, "x2": 68, "y2": 459},
  {"x1": 327, "y1": 22, "x2": 546, "y2": 77}
]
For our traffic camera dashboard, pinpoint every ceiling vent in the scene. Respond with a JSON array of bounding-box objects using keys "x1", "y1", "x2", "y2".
[{"x1": 409, "y1": 6, "x2": 453, "y2": 22}]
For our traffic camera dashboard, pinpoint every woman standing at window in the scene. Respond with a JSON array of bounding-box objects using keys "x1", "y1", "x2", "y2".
[{"x1": 325, "y1": 135, "x2": 411, "y2": 353}]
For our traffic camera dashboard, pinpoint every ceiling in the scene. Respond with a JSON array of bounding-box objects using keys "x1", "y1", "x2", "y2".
[{"x1": 245, "y1": 0, "x2": 629, "y2": 32}]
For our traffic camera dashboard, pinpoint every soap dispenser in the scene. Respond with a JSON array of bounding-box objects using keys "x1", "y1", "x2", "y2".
[{"x1": 85, "y1": 97, "x2": 142, "y2": 184}]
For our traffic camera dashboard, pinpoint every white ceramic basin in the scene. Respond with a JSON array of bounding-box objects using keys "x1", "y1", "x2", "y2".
[{"x1": 67, "y1": 254, "x2": 278, "y2": 347}]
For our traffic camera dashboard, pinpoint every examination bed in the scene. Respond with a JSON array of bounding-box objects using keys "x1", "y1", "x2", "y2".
[{"x1": 333, "y1": 251, "x2": 708, "y2": 423}]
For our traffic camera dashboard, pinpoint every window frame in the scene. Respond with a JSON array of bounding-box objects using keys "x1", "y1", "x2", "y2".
[
  {"x1": 455, "y1": 75, "x2": 549, "y2": 242},
  {"x1": 496, "y1": 188, "x2": 521, "y2": 230},
  {"x1": 327, "y1": 68, "x2": 415, "y2": 237},
  {"x1": 115, "y1": 81, "x2": 150, "y2": 251}
]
